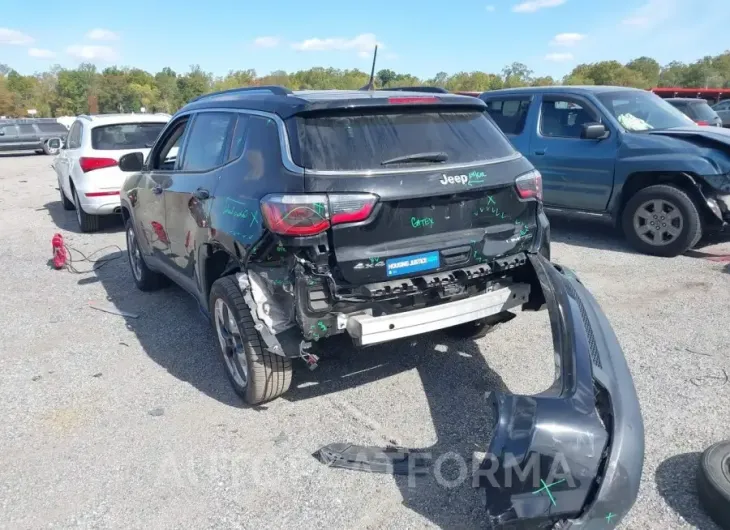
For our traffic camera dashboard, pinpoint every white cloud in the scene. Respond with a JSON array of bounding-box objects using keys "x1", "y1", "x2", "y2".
[
  {"x1": 513, "y1": 0, "x2": 566, "y2": 13},
  {"x1": 620, "y1": 0, "x2": 678, "y2": 29},
  {"x1": 253, "y1": 36, "x2": 280, "y2": 48},
  {"x1": 66, "y1": 45, "x2": 118, "y2": 61},
  {"x1": 291, "y1": 33, "x2": 383, "y2": 55},
  {"x1": 545, "y1": 52, "x2": 573, "y2": 62},
  {"x1": 486, "y1": 5, "x2": 496, "y2": 11},
  {"x1": 0, "y1": 28, "x2": 33, "y2": 45},
  {"x1": 86, "y1": 28, "x2": 120, "y2": 41},
  {"x1": 28, "y1": 48, "x2": 56, "y2": 58},
  {"x1": 550, "y1": 32, "x2": 585, "y2": 47}
]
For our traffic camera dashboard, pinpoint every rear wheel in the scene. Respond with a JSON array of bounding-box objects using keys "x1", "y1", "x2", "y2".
[
  {"x1": 73, "y1": 186, "x2": 100, "y2": 233},
  {"x1": 621, "y1": 184, "x2": 702, "y2": 257},
  {"x1": 697, "y1": 440, "x2": 730, "y2": 529},
  {"x1": 209, "y1": 275, "x2": 292, "y2": 405},
  {"x1": 125, "y1": 218, "x2": 166, "y2": 291}
]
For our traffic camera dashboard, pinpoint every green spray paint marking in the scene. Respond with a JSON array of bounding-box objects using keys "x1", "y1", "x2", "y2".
[
  {"x1": 230, "y1": 231, "x2": 256, "y2": 241},
  {"x1": 276, "y1": 243, "x2": 287, "y2": 253},
  {"x1": 317, "y1": 321, "x2": 327, "y2": 332},
  {"x1": 467, "y1": 171, "x2": 486, "y2": 186},
  {"x1": 313, "y1": 202, "x2": 326, "y2": 218},
  {"x1": 605, "y1": 513, "x2": 616, "y2": 523},
  {"x1": 222, "y1": 197, "x2": 261, "y2": 227},
  {"x1": 369, "y1": 257, "x2": 381, "y2": 265},
  {"x1": 411, "y1": 216, "x2": 435, "y2": 228},
  {"x1": 532, "y1": 478, "x2": 565, "y2": 507}
]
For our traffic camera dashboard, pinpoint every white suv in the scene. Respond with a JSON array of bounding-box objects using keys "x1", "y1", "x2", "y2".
[{"x1": 53, "y1": 113, "x2": 170, "y2": 232}]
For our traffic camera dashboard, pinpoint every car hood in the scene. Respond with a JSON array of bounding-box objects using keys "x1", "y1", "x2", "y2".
[{"x1": 621, "y1": 127, "x2": 730, "y2": 174}]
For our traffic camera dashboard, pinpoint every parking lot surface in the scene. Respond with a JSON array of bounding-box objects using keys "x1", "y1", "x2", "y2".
[{"x1": 1, "y1": 153, "x2": 729, "y2": 529}]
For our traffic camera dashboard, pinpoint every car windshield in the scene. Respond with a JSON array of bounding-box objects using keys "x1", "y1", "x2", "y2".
[
  {"x1": 91, "y1": 122, "x2": 166, "y2": 150},
  {"x1": 688, "y1": 102, "x2": 718, "y2": 121},
  {"x1": 596, "y1": 90, "x2": 696, "y2": 132}
]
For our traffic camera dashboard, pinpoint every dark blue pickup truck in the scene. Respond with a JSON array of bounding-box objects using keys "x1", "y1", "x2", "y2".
[{"x1": 480, "y1": 86, "x2": 730, "y2": 257}]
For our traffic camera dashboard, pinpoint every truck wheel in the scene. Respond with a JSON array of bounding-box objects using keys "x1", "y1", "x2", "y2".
[
  {"x1": 125, "y1": 218, "x2": 166, "y2": 291},
  {"x1": 72, "y1": 186, "x2": 100, "y2": 233},
  {"x1": 697, "y1": 440, "x2": 730, "y2": 530},
  {"x1": 209, "y1": 275, "x2": 292, "y2": 405},
  {"x1": 621, "y1": 184, "x2": 702, "y2": 257}
]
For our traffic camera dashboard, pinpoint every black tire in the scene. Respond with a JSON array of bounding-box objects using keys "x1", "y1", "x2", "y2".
[
  {"x1": 125, "y1": 218, "x2": 166, "y2": 291},
  {"x1": 444, "y1": 312, "x2": 517, "y2": 340},
  {"x1": 59, "y1": 178, "x2": 74, "y2": 210},
  {"x1": 209, "y1": 275, "x2": 292, "y2": 405},
  {"x1": 697, "y1": 440, "x2": 730, "y2": 530},
  {"x1": 72, "y1": 186, "x2": 100, "y2": 233},
  {"x1": 621, "y1": 184, "x2": 702, "y2": 257}
]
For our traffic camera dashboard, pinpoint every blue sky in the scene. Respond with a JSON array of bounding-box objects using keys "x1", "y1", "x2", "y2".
[{"x1": 1, "y1": 0, "x2": 728, "y2": 80}]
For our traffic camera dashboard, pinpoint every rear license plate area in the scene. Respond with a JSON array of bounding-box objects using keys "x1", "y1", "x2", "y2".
[{"x1": 386, "y1": 251, "x2": 440, "y2": 277}]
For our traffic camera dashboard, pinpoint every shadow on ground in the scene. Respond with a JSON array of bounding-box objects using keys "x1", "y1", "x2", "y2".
[
  {"x1": 549, "y1": 216, "x2": 730, "y2": 260},
  {"x1": 43, "y1": 199, "x2": 124, "y2": 234},
  {"x1": 0, "y1": 152, "x2": 39, "y2": 158},
  {"x1": 88, "y1": 251, "x2": 520, "y2": 528},
  {"x1": 287, "y1": 332, "x2": 508, "y2": 528},
  {"x1": 655, "y1": 452, "x2": 721, "y2": 530}
]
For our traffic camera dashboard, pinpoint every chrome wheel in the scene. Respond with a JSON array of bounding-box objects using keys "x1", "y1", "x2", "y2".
[
  {"x1": 632, "y1": 199, "x2": 684, "y2": 247},
  {"x1": 126, "y1": 225, "x2": 143, "y2": 281},
  {"x1": 214, "y1": 298, "x2": 249, "y2": 389}
]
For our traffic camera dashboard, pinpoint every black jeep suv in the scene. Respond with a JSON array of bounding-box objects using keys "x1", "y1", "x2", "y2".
[{"x1": 118, "y1": 85, "x2": 550, "y2": 404}]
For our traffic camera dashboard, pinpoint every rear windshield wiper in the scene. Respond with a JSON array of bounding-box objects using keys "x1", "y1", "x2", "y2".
[{"x1": 381, "y1": 151, "x2": 449, "y2": 166}]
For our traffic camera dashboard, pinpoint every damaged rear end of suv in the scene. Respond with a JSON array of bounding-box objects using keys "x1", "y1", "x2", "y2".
[{"x1": 121, "y1": 86, "x2": 643, "y2": 527}]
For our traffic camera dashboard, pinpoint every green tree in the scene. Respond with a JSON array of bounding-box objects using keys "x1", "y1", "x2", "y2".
[{"x1": 626, "y1": 57, "x2": 661, "y2": 87}]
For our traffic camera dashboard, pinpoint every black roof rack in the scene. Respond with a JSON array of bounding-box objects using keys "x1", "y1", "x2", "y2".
[
  {"x1": 190, "y1": 85, "x2": 292, "y2": 103},
  {"x1": 377, "y1": 86, "x2": 449, "y2": 94}
]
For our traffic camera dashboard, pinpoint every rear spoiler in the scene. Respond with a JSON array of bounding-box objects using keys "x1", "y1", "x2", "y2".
[{"x1": 291, "y1": 95, "x2": 487, "y2": 116}]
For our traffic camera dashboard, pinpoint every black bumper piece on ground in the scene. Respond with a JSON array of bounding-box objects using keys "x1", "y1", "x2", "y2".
[{"x1": 314, "y1": 253, "x2": 644, "y2": 529}]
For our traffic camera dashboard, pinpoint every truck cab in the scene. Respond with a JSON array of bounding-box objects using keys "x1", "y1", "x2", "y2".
[{"x1": 480, "y1": 86, "x2": 730, "y2": 257}]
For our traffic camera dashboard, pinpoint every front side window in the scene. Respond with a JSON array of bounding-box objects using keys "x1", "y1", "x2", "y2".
[
  {"x1": 0, "y1": 125, "x2": 18, "y2": 137},
  {"x1": 294, "y1": 109, "x2": 515, "y2": 171},
  {"x1": 150, "y1": 118, "x2": 189, "y2": 171},
  {"x1": 596, "y1": 90, "x2": 695, "y2": 131},
  {"x1": 540, "y1": 99, "x2": 600, "y2": 139},
  {"x1": 67, "y1": 122, "x2": 82, "y2": 148},
  {"x1": 181, "y1": 112, "x2": 237, "y2": 172}
]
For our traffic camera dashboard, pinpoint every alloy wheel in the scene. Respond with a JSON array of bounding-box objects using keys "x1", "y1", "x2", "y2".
[
  {"x1": 214, "y1": 298, "x2": 249, "y2": 389},
  {"x1": 632, "y1": 199, "x2": 684, "y2": 246}
]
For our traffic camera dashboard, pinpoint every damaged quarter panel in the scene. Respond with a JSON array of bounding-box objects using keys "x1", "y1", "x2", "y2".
[
  {"x1": 200, "y1": 112, "x2": 304, "y2": 304},
  {"x1": 482, "y1": 253, "x2": 644, "y2": 529}
]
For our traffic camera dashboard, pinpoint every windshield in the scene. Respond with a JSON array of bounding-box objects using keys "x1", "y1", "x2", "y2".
[
  {"x1": 294, "y1": 110, "x2": 515, "y2": 171},
  {"x1": 596, "y1": 90, "x2": 696, "y2": 132},
  {"x1": 688, "y1": 102, "x2": 718, "y2": 121}
]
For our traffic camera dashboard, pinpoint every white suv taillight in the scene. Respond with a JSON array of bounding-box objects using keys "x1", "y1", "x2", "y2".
[
  {"x1": 79, "y1": 157, "x2": 118, "y2": 173},
  {"x1": 515, "y1": 170, "x2": 543, "y2": 201}
]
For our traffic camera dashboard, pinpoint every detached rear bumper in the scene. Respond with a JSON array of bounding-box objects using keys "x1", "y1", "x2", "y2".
[
  {"x1": 315, "y1": 253, "x2": 644, "y2": 528},
  {"x1": 482, "y1": 253, "x2": 644, "y2": 528}
]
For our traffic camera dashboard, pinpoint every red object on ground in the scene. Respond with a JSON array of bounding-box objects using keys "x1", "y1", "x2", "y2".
[{"x1": 52, "y1": 233, "x2": 67, "y2": 269}]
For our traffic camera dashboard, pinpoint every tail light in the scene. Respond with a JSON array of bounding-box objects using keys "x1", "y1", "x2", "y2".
[
  {"x1": 260, "y1": 193, "x2": 378, "y2": 236},
  {"x1": 79, "y1": 157, "x2": 118, "y2": 173},
  {"x1": 515, "y1": 170, "x2": 542, "y2": 201},
  {"x1": 695, "y1": 120, "x2": 710, "y2": 126}
]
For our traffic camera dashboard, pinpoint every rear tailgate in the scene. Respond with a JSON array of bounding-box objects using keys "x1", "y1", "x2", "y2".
[{"x1": 290, "y1": 100, "x2": 540, "y2": 285}]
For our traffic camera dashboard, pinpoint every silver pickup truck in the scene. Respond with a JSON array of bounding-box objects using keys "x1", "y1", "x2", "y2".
[{"x1": 0, "y1": 118, "x2": 69, "y2": 155}]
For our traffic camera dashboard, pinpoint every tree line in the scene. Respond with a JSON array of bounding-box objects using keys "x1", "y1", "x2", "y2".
[{"x1": 1, "y1": 51, "x2": 729, "y2": 118}]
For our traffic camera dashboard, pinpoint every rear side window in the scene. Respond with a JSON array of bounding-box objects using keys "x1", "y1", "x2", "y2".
[
  {"x1": 484, "y1": 98, "x2": 531, "y2": 135},
  {"x1": 91, "y1": 122, "x2": 166, "y2": 150},
  {"x1": 294, "y1": 110, "x2": 515, "y2": 171},
  {"x1": 38, "y1": 122, "x2": 69, "y2": 134},
  {"x1": 688, "y1": 103, "x2": 717, "y2": 121},
  {"x1": 181, "y1": 112, "x2": 237, "y2": 172},
  {"x1": 18, "y1": 124, "x2": 35, "y2": 134}
]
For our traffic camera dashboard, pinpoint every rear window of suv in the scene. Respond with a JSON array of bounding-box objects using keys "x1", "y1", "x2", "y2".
[
  {"x1": 91, "y1": 122, "x2": 166, "y2": 150},
  {"x1": 687, "y1": 102, "x2": 718, "y2": 121},
  {"x1": 294, "y1": 110, "x2": 516, "y2": 171}
]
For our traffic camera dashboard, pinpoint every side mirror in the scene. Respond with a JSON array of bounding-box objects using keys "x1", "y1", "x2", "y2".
[
  {"x1": 119, "y1": 152, "x2": 145, "y2": 172},
  {"x1": 0, "y1": 130, "x2": 5, "y2": 136},
  {"x1": 581, "y1": 123, "x2": 608, "y2": 140}
]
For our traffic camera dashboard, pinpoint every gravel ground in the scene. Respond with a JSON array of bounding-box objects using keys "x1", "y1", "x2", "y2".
[{"x1": 0, "y1": 153, "x2": 728, "y2": 530}]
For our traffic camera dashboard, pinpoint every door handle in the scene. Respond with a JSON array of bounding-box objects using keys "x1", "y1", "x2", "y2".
[
  {"x1": 534, "y1": 149, "x2": 546, "y2": 156},
  {"x1": 193, "y1": 188, "x2": 210, "y2": 200},
  {"x1": 152, "y1": 185, "x2": 163, "y2": 195}
]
